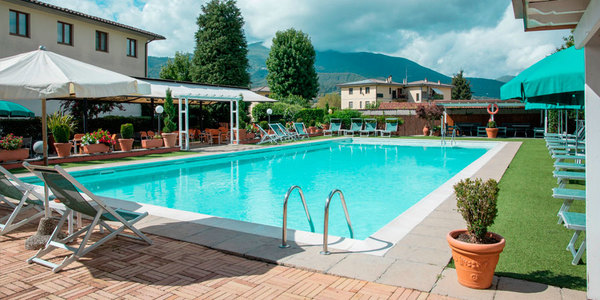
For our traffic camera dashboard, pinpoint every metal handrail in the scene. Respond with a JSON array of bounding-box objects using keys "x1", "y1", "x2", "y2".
[
  {"x1": 320, "y1": 189, "x2": 354, "y2": 255},
  {"x1": 451, "y1": 128, "x2": 456, "y2": 146},
  {"x1": 280, "y1": 185, "x2": 314, "y2": 248}
]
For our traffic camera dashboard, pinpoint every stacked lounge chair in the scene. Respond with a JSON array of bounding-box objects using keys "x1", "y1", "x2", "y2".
[
  {"x1": 254, "y1": 124, "x2": 280, "y2": 144},
  {"x1": 293, "y1": 122, "x2": 310, "y2": 139}
]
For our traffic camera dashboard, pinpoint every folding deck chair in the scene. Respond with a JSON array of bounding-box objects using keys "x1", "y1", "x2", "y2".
[
  {"x1": 377, "y1": 118, "x2": 399, "y2": 137},
  {"x1": 293, "y1": 122, "x2": 310, "y2": 139},
  {"x1": 275, "y1": 123, "x2": 300, "y2": 140},
  {"x1": 254, "y1": 124, "x2": 280, "y2": 144},
  {"x1": 0, "y1": 166, "x2": 45, "y2": 235},
  {"x1": 359, "y1": 119, "x2": 377, "y2": 137},
  {"x1": 269, "y1": 123, "x2": 293, "y2": 141},
  {"x1": 344, "y1": 118, "x2": 363, "y2": 136},
  {"x1": 23, "y1": 163, "x2": 152, "y2": 272},
  {"x1": 558, "y1": 211, "x2": 586, "y2": 265},
  {"x1": 324, "y1": 119, "x2": 342, "y2": 136}
]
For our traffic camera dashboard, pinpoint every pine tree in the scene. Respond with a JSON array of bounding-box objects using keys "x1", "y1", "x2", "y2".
[
  {"x1": 191, "y1": 0, "x2": 250, "y2": 86},
  {"x1": 266, "y1": 28, "x2": 319, "y2": 100},
  {"x1": 451, "y1": 70, "x2": 472, "y2": 100},
  {"x1": 163, "y1": 89, "x2": 177, "y2": 133}
]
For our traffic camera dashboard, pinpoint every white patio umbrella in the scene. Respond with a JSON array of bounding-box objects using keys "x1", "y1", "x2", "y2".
[{"x1": 0, "y1": 46, "x2": 150, "y2": 217}]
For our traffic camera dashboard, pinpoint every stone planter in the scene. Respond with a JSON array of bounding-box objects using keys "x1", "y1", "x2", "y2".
[
  {"x1": 53, "y1": 143, "x2": 72, "y2": 157},
  {"x1": 142, "y1": 139, "x2": 163, "y2": 149},
  {"x1": 161, "y1": 133, "x2": 177, "y2": 148},
  {"x1": 83, "y1": 143, "x2": 110, "y2": 154},
  {"x1": 118, "y1": 138, "x2": 134, "y2": 152},
  {"x1": 486, "y1": 128, "x2": 499, "y2": 138},
  {"x1": 0, "y1": 148, "x2": 29, "y2": 162}
]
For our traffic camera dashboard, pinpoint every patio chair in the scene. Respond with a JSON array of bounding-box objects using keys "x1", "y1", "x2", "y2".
[
  {"x1": 376, "y1": 118, "x2": 399, "y2": 137},
  {"x1": 0, "y1": 166, "x2": 45, "y2": 236},
  {"x1": 269, "y1": 123, "x2": 293, "y2": 141},
  {"x1": 558, "y1": 211, "x2": 586, "y2": 265},
  {"x1": 277, "y1": 123, "x2": 300, "y2": 140},
  {"x1": 293, "y1": 122, "x2": 310, "y2": 139},
  {"x1": 344, "y1": 118, "x2": 363, "y2": 136},
  {"x1": 22, "y1": 163, "x2": 152, "y2": 273},
  {"x1": 324, "y1": 119, "x2": 342, "y2": 136},
  {"x1": 359, "y1": 119, "x2": 377, "y2": 137},
  {"x1": 254, "y1": 124, "x2": 280, "y2": 144}
]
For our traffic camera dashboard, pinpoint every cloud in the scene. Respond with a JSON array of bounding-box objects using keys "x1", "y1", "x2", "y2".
[{"x1": 40, "y1": 0, "x2": 569, "y2": 78}]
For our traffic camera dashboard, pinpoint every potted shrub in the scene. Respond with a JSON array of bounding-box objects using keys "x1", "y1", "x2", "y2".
[
  {"x1": 416, "y1": 104, "x2": 443, "y2": 136},
  {"x1": 52, "y1": 124, "x2": 72, "y2": 157},
  {"x1": 142, "y1": 135, "x2": 164, "y2": 148},
  {"x1": 447, "y1": 178, "x2": 505, "y2": 289},
  {"x1": 81, "y1": 129, "x2": 114, "y2": 154},
  {"x1": 0, "y1": 133, "x2": 28, "y2": 162},
  {"x1": 486, "y1": 120, "x2": 498, "y2": 138},
  {"x1": 119, "y1": 123, "x2": 135, "y2": 151},
  {"x1": 161, "y1": 89, "x2": 178, "y2": 148}
]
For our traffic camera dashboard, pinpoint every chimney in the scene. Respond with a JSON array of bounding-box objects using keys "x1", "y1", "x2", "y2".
[
  {"x1": 403, "y1": 78, "x2": 407, "y2": 84},
  {"x1": 387, "y1": 75, "x2": 392, "y2": 83},
  {"x1": 424, "y1": 78, "x2": 428, "y2": 82},
  {"x1": 437, "y1": 80, "x2": 440, "y2": 84}
]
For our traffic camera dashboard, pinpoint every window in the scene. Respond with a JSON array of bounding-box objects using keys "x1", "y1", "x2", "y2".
[
  {"x1": 389, "y1": 87, "x2": 392, "y2": 94},
  {"x1": 359, "y1": 101, "x2": 363, "y2": 109},
  {"x1": 365, "y1": 101, "x2": 370, "y2": 107},
  {"x1": 127, "y1": 38, "x2": 137, "y2": 57},
  {"x1": 416, "y1": 93, "x2": 420, "y2": 101},
  {"x1": 365, "y1": 87, "x2": 370, "y2": 94},
  {"x1": 57, "y1": 22, "x2": 73, "y2": 45},
  {"x1": 349, "y1": 101, "x2": 353, "y2": 108},
  {"x1": 360, "y1": 87, "x2": 363, "y2": 94},
  {"x1": 9, "y1": 10, "x2": 29, "y2": 37},
  {"x1": 349, "y1": 88, "x2": 353, "y2": 95},
  {"x1": 96, "y1": 31, "x2": 108, "y2": 52}
]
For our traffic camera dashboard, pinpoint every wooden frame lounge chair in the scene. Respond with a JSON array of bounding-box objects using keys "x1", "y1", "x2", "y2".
[
  {"x1": 558, "y1": 211, "x2": 586, "y2": 265},
  {"x1": 359, "y1": 118, "x2": 377, "y2": 137},
  {"x1": 377, "y1": 118, "x2": 399, "y2": 137},
  {"x1": 293, "y1": 122, "x2": 310, "y2": 139},
  {"x1": 254, "y1": 124, "x2": 280, "y2": 144},
  {"x1": 344, "y1": 118, "x2": 363, "y2": 136},
  {"x1": 324, "y1": 119, "x2": 342, "y2": 136},
  {"x1": 23, "y1": 163, "x2": 152, "y2": 273},
  {"x1": 0, "y1": 166, "x2": 45, "y2": 236}
]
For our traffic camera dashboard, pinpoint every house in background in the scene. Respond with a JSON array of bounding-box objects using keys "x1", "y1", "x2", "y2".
[
  {"x1": 251, "y1": 86, "x2": 270, "y2": 98},
  {"x1": 337, "y1": 76, "x2": 453, "y2": 109},
  {"x1": 0, "y1": 0, "x2": 165, "y2": 116}
]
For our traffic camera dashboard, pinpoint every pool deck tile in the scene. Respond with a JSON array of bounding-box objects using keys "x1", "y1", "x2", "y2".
[
  {"x1": 384, "y1": 244, "x2": 451, "y2": 267},
  {"x1": 431, "y1": 268, "x2": 499, "y2": 300},
  {"x1": 494, "y1": 276, "x2": 563, "y2": 300},
  {"x1": 376, "y1": 259, "x2": 444, "y2": 292},
  {"x1": 326, "y1": 253, "x2": 397, "y2": 282},
  {"x1": 278, "y1": 245, "x2": 350, "y2": 273}
]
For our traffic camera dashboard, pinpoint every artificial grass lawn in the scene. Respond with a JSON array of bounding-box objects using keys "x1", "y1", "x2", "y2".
[{"x1": 452, "y1": 138, "x2": 586, "y2": 290}]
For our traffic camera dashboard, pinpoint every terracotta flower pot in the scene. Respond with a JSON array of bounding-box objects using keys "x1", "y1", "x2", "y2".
[
  {"x1": 308, "y1": 126, "x2": 317, "y2": 134},
  {"x1": 161, "y1": 133, "x2": 177, "y2": 148},
  {"x1": 447, "y1": 229, "x2": 506, "y2": 289},
  {"x1": 486, "y1": 128, "x2": 499, "y2": 138},
  {"x1": 83, "y1": 143, "x2": 109, "y2": 154},
  {"x1": 0, "y1": 148, "x2": 29, "y2": 162},
  {"x1": 322, "y1": 124, "x2": 330, "y2": 130},
  {"x1": 142, "y1": 139, "x2": 163, "y2": 149},
  {"x1": 54, "y1": 143, "x2": 72, "y2": 157},
  {"x1": 118, "y1": 138, "x2": 134, "y2": 152},
  {"x1": 423, "y1": 126, "x2": 430, "y2": 136}
]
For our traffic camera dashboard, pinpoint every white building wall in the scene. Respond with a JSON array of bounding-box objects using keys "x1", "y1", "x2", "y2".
[{"x1": 340, "y1": 86, "x2": 377, "y2": 109}]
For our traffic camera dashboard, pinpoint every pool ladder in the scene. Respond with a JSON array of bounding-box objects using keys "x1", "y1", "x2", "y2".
[
  {"x1": 441, "y1": 127, "x2": 456, "y2": 146},
  {"x1": 280, "y1": 186, "x2": 354, "y2": 255}
]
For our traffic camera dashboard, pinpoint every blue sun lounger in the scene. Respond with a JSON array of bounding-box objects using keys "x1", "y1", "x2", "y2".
[
  {"x1": 324, "y1": 119, "x2": 342, "y2": 136},
  {"x1": 558, "y1": 211, "x2": 586, "y2": 265},
  {"x1": 377, "y1": 118, "x2": 399, "y2": 137},
  {"x1": 344, "y1": 118, "x2": 363, "y2": 136}
]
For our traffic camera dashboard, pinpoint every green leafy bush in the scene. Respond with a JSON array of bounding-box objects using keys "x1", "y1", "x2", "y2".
[
  {"x1": 259, "y1": 121, "x2": 268, "y2": 130},
  {"x1": 252, "y1": 102, "x2": 303, "y2": 122},
  {"x1": 163, "y1": 88, "x2": 177, "y2": 133},
  {"x1": 454, "y1": 178, "x2": 499, "y2": 243},
  {"x1": 295, "y1": 109, "x2": 325, "y2": 125},
  {"x1": 47, "y1": 112, "x2": 76, "y2": 133},
  {"x1": 324, "y1": 109, "x2": 363, "y2": 128},
  {"x1": 488, "y1": 120, "x2": 496, "y2": 128},
  {"x1": 51, "y1": 124, "x2": 70, "y2": 143},
  {"x1": 120, "y1": 123, "x2": 134, "y2": 139}
]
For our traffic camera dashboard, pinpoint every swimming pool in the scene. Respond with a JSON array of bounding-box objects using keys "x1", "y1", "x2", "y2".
[{"x1": 24, "y1": 139, "x2": 492, "y2": 240}]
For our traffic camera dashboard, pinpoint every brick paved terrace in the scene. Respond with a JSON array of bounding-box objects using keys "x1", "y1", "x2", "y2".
[{"x1": 0, "y1": 213, "x2": 454, "y2": 300}]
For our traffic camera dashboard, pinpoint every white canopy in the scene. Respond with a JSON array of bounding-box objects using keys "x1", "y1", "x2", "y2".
[
  {"x1": 135, "y1": 78, "x2": 275, "y2": 103},
  {"x1": 0, "y1": 47, "x2": 150, "y2": 100}
]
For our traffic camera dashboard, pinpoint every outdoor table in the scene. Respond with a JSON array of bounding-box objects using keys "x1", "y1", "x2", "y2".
[{"x1": 512, "y1": 124, "x2": 531, "y2": 137}]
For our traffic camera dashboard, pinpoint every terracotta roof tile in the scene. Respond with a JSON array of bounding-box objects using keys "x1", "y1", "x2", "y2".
[{"x1": 378, "y1": 102, "x2": 419, "y2": 109}]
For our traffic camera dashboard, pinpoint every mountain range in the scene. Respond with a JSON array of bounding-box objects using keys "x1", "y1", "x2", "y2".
[{"x1": 148, "y1": 42, "x2": 508, "y2": 99}]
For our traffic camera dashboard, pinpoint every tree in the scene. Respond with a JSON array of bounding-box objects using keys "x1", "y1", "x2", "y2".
[
  {"x1": 191, "y1": 0, "x2": 250, "y2": 86},
  {"x1": 415, "y1": 104, "x2": 443, "y2": 129},
  {"x1": 163, "y1": 89, "x2": 177, "y2": 133},
  {"x1": 159, "y1": 52, "x2": 193, "y2": 81},
  {"x1": 266, "y1": 28, "x2": 319, "y2": 100},
  {"x1": 554, "y1": 30, "x2": 574, "y2": 53},
  {"x1": 316, "y1": 93, "x2": 341, "y2": 110},
  {"x1": 451, "y1": 70, "x2": 472, "y2": 100}
]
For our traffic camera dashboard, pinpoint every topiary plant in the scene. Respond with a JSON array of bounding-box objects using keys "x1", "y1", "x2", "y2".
[
  {"x1": 120, "y1": 123, "x2": 134, "y2": 139},
  {"x1": 487, "y1": 120, "x2": 497, "y2": 128},
  {"x1": 259, "y1": 121, "x2": 269, "y2": 130},
  {"x1": 454, "y1": 178, "x2": 499, "y2": 244},
  {"x1": 163, "y1": 88, "x2": 177, "y2": 133},
  {"x1": 51, "y1": 124, "x2": 70, "y2": 143}
]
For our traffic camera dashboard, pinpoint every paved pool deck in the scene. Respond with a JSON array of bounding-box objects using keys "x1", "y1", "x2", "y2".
[{"x1": 13, "y1": 138, "x2": 587, "y2": 299}]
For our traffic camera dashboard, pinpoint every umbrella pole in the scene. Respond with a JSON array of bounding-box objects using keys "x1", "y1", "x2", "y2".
[{"x1": 41, "y1": 98, "x2": 50, "y2": 218}]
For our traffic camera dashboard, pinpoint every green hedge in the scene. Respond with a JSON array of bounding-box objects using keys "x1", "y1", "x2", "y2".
[
  {"x1": 0, "y1": 118, "x2": 43, "y2": 139},
  {"x1": 324, "y1": 109, "x2": 363, "y2": 128},
  {"x1": 85, "y1": 116, "x2": 153, "y2": 134},
  {"x1": 295, "y1": 109, "x2": 325, "y2": 124},
  {"x1": 252, "y1": 102, "x2": 303, "y2": 123}
]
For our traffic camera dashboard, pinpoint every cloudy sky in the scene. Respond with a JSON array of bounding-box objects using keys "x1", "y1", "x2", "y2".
[{"x1": 44, "y1": 0, "x2": 570, "y2": 79}]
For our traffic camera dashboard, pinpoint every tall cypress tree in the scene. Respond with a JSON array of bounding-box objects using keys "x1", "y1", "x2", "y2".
[
  {"x1": 451, "y1": 70, "x2": 472, "y2": 100},
  {"x1": 266, "y1": 28, "x2": 319, "y2": 100},
  {"x1": 192, "y1": 0, "x2": 250, "y2": 86}
]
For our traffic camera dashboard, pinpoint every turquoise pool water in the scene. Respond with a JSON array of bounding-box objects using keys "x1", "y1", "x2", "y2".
[{"x1": 24, "y1": 140, "x2": 489, "y2": 239}]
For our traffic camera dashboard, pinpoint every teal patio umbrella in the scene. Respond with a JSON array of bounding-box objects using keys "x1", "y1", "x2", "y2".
[
  {"x1": 501, "y1": 46, "x2": 584, "y2": 105},
  {"x1": 0, "y1": 100, "x2": 35, "y2": 117}
]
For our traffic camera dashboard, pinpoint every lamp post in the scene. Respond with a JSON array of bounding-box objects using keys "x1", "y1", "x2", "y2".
[
  {"x1": 155, "y1": 105, "x2": 164, "y2": 133},
  {"x1": 267, "y1": 108, "x2": 273, "y2": 124}
]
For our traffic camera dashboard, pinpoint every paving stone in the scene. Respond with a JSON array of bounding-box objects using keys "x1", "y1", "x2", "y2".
[
  {"x1": 244, "y1": 242, "x2": 307, "y2": 264},
  {"x1": 395, "y1": 233, "x2": 450, "y2": 251},
  {"x1": 278, "y1": 245, "x2": 349, "y2": 273},
  {"x1": 376, "y1": 259, "x2": 443, "y2": 291},
  {"x1": 212, "y1": 233, "x2": 279, "y2": 254},
  {"x1": 560, "y1": 287, "x2": 587, "y2": 300},
  {"x1": 327, "y1": 254, "x2": 396, "y2": 282},
  {"x1": 494, "y1": 276, "x2": 562, "y2": 300},
  {"x1": 181, "y1": 227, "x2": 242, "y2": 247},
  {"x1": 384, "y1": 244, "x2": 451, "y2": 267},
  {"x1": 430, "y1": 268, "x2": 497, "y2": 300}
]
